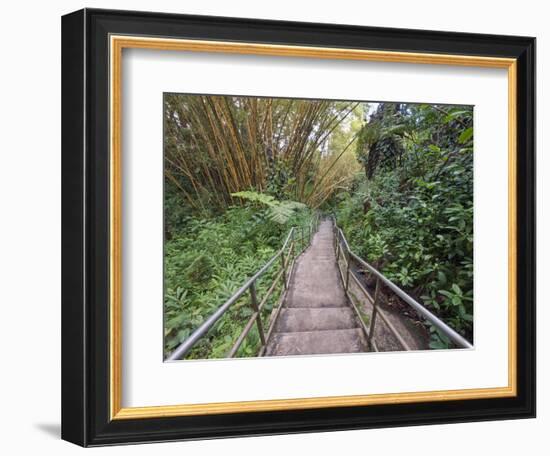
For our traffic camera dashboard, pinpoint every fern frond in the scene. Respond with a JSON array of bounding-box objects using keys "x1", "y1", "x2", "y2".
[
  {"x1": 231, "y1": 191, "x2": 308, "y2": 224},
  {"x1": 267, "y1": 205, "x2": 295, "y2": 224},
  {"x1": 231, "y1": 191, "x2": 277, "y2": 207}
]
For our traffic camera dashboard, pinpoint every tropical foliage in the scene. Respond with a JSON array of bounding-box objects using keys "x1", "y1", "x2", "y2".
[
  {"x1": 333, "y1": 103, "x2": 474, "y2": 347},
  {"x1": 164, "y1": 95, "x2": 474, "y2": 357}
]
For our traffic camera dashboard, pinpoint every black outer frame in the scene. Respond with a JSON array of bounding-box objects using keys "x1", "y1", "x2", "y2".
[{"x1": 61, "y1": 8, "x2": 536, "y2": 447}]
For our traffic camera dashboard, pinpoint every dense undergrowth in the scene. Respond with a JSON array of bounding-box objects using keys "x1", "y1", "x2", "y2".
[
  {"x1": 333, "y1": 104, "x2": 473, "y2": 347},
  {"x1": 164, "y1": 200, "x2": 313, "y2": 358}
]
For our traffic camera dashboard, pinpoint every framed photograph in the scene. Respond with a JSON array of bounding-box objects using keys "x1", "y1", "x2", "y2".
[{"x1": 62, "y1": 8, "x2": 535, "y2": 446}]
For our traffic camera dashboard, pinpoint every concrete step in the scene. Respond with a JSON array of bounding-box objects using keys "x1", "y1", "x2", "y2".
[
  {"x1": 265, "y1": 328, "x2": 367, "y2": 356},
  {"x1": 285, "y1": 288, "x2": 348, "y2": 308},
  {"x1": 274, "y1": 307, "x2": 359, "y2": 332}
]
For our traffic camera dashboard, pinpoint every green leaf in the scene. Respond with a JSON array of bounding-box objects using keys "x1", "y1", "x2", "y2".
[
  {"x1": 444, "y1": 110, "x2": 471, "y2": 123},
  {"x1": 439, "y1": 290, "x2": 453, "y2": 299},
  {"x1": 458, "y1": 127, "x2": 473, "y2": 144}
]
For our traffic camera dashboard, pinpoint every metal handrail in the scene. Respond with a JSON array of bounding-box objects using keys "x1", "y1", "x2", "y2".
[
  {"x1": 167, "y1": 213, "x2": 320, "y2": 361},
  {"x1": 332, "y1": 217, "x2": 473, "y2": 350}
]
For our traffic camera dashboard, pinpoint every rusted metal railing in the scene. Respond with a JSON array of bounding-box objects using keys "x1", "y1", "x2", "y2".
[
  {"x1": 332, "y1": 217, "x2": 473, "y2": 351},
  {"x1": 167, "y1": 213, "x2": 320, "y2": 361}
]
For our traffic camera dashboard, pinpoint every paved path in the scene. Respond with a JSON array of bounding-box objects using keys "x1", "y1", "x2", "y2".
[{"x1": 265, "y1": 220, "x2": 368, "y2": 356}]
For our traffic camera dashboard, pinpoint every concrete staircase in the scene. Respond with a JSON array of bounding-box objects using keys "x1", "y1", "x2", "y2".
[{"x1": 265, "y1": 220, "x2": 368, "y2": 356}]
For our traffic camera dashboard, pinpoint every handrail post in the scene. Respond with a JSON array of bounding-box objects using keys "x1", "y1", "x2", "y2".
[
  {"x1": 280, "y1": 249, "x2": 287, "y2": 289},
  {"x1": 368, "y1": 278, "x2": 381, "y2": 348},
  {"x1": 333, "y1": 220, "x2": 337, "y2": 251},
  {"x1": 249, "y1": 281, "x2": 266, "y2": 345},
  {"x1": 335, "y1": 230, "x2": 340, "y2": 263},
  {"x1": 345, "y1": 250, "x2": 351, "y2": 292},
  {"x1": 287, "y1": 238, "x2": 294, "y2": 289}
]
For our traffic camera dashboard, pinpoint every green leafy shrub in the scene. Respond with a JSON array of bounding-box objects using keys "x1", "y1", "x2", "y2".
[{"x1": 334, "y1": 104, "x2": 473, "y2": 348}]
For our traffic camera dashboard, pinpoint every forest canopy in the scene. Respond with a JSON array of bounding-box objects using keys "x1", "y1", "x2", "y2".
[{"x1": 164, "y1": 94, "x2": 473, "y2": 357}]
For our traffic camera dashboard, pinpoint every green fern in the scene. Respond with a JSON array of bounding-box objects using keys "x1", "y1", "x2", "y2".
[
  {"x1": 231, "y1": 191, "x2": 307, "y2": 224},
  {"x1": 231, "y1": 191, "x2": 277, "y2": 206}
]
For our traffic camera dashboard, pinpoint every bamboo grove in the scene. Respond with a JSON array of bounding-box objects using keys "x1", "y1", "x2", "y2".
[{"x1": 164, "y1": 94, "x2": 361, "y2": 212}]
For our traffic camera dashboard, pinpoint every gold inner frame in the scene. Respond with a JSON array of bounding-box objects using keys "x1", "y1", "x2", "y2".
[{"x1": 109, "y1": 35, "x2": 518, "y2": 420}]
